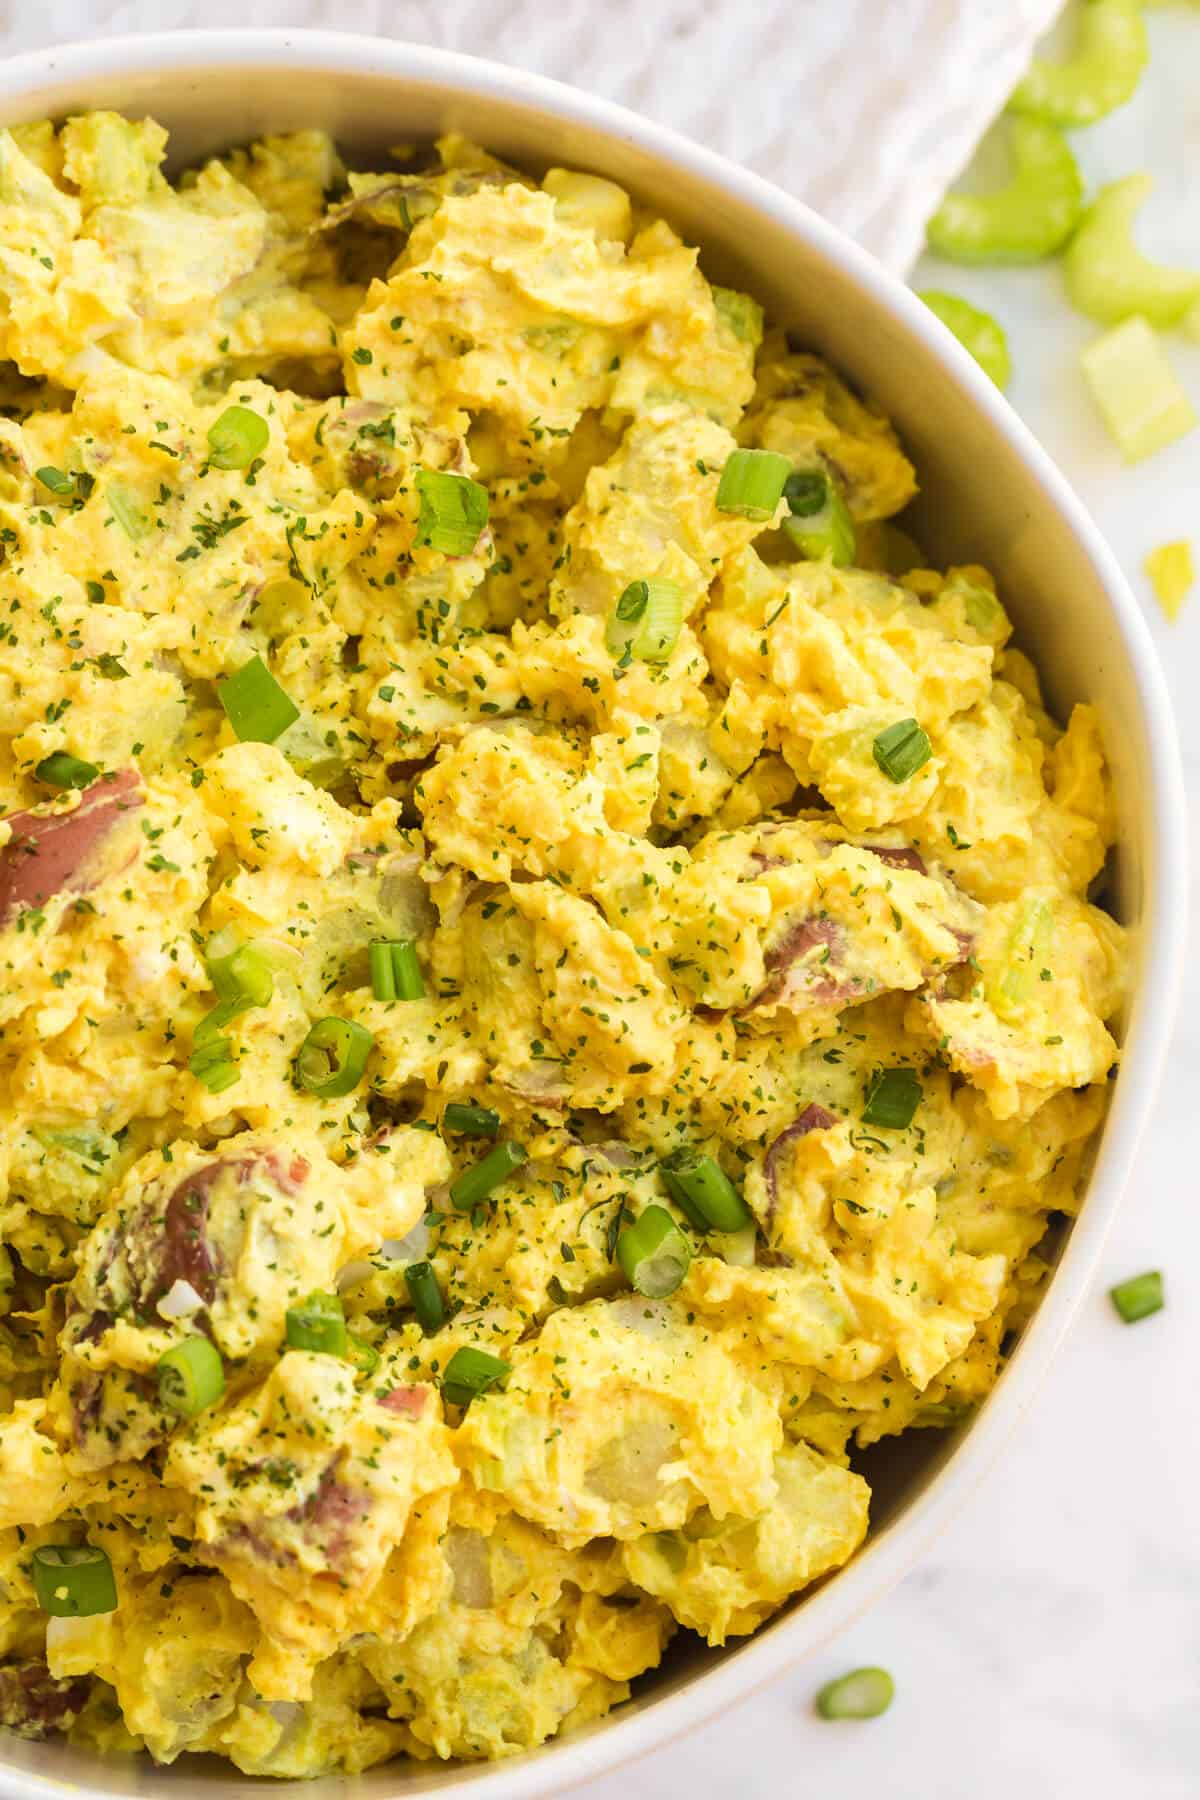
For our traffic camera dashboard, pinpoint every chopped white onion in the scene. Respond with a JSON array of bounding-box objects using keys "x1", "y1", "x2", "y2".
[
  {"x1": 156, "y1": 1278, "x2": 205, "y2": 1321},
  {"x1": 335, "y1": 1259, "x2": 375, "y2": 1292},
  {"x1": 381, "y1": 1217, "x2": 430, "y2": 1263}
]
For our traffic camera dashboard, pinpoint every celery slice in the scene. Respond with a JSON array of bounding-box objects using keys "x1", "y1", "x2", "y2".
[
  {"x1": 1145, "y1": 541, "x2": 1194, "y2": 622},
  {"x1": 989, "y1": 897, "x2": 1054, "y2": 1020},
  {"x1": 1064, "y1": 176, "x2": 1200, "y2": 328},
  {"x1": 926, "y1": 119, "x2": 1083, "y2": 265},
  {"x1": 918, "y1": 291, "x2": 1011, "y2": 390},
  {"x1": 1080, "y1": 318, "x2": 1197, "y2": 463},
  {"x1": 1009, "y1": 0, "x2": 1147, "y2": 128}
]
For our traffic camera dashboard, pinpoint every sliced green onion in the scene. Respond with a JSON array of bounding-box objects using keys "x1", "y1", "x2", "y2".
[
  {"x1": 1064, "y1": 175, "x2": 1200, "y2": 329},
  {"x1": 872, "y1": 719, "x2": 932, "y2": 783},
  {"x1": 781, "y1": 469, "x2": 857, "y2": 566},
  {"x1": 286, "y1": 1290, "x2": 348, "y2": 1356},
  {"x1": 862, "y1": 1068, "x2": 922, "y2": 1130},
  {"x1": 34, "y1": 752, "x2": 99, "y2": 790},
  {"x1": 1109, "y1": 1270, "x2": 1163, "y2": 1324},
  {"x1": 1009, "y1": 0, "x2": 1147, "y2": 128},
  {"x1": 442, "y1": 1102, "x2": 500, "y2": 1138},
  {"x1": 450, "y1": 1140, "x2": 527, "y2": 1211},
  {"x1": 1080, "y1": 317, "x2": 1197, "y2": 464},
  {"x1": 295, "y1": 1016, "x2": 374, "y2": 1098},
  {"x1": 347, "y1": 1332, "x2": 380, "y2": 1375},
  {"x1": 441, "y1": 1345, "x2": 511, "y2": 1408},
  {"x1": 217, "y1": 654, "x2": 300, "y2": 745},
  {"x1": 207, "y1": 405, "x2": 270, "y2": 471},
  {"x1": 918, "y1": 291, "x2": 1012, "y2": 391},
  {"x1": 660, "y1": 1154, "x2": 751, "y2": 1233},
  {"x1": 925, "y1": 118, "x2": 1083, "y2": 264},
  {"x1": 208, "y1": 938, "x2": 274, "y2": 1009},
  {"x1": 715, "y1": 447, "x2": 792, "y2": 521},
  {"x1": 405, "y1": 1260, "x2": 445, "y2": 1334},
  {"x1": 31, "y1": 1545, "x2": 117, "y2": 1619},
  {"x1": 414, "y1": 468, "x2": 489, "y2": 556},
  {"x1": 617, "y1": 1204, "x2": 692, "y2": 1298},
  {"x1": 815, "y1": 1666, "x2": 895, "y2": 1721},
  {"x1": 156, "y1": 1335, "x2": 225, "y2": 1416},
  {"x1": 188, "y1": 1035, "x2": 239, "y2": 1094},
  {"x1": 369, "y1": 938, "x2": 425, "y2": 1001},
  {"x1": 606, "y1": 578, "x2": 684, "y2": 663},
  {"x1": 35, "y1": 465, "x2": 77, "y2": 497},
  {"x1": 107, "y1": 481, "x2": 150, "y2": 541}
]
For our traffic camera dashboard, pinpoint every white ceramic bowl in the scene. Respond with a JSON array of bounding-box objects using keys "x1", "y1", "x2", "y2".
[{"x1": 0, "y1": 30, "x2": 1186, "y2": 1800}]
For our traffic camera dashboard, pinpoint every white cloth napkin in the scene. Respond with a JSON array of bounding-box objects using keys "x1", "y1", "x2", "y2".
[{"x1": 0, "y1": 0, "x2": 1065, "y2": 272}]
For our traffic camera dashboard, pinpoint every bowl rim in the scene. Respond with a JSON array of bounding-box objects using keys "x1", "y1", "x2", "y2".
[{"x1": 0, "y1": 28, "x2": 1187, "y2": 1800}]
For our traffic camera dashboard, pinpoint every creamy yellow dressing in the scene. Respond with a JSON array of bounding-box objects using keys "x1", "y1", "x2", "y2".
[{"x1": 0, "y1": 115, "x2": 1123, "y2": 1774}]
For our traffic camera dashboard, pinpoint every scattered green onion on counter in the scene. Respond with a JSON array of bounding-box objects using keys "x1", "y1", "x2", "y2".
[
  {"x1": 815, "y1": 1666, "x2": 895, "y2": 1721},
  {"x1": 1109, "y1": 1270, "x2": 1164, "y2": 1324}
]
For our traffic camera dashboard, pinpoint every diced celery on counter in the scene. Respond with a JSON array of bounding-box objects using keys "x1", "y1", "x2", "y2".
[
  {"x1": 1008, "y1": 0, "x2": 1148, "y2": 128},
  {"x1": 1065, "y1": 175, "x2": 1200, "y2": 329},
  {"x1": 918, "y1": 290, "x2": 1012, "y2": 390},
  {"x1": 1079, "y1": 318, "x2": 1197, "y2": 463}
]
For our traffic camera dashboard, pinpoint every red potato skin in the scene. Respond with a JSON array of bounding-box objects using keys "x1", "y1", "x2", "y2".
[
  {"x1": 0, "y1": 768, "x2": 143, "y2": 927},
  {"x1": 0, "y1": 1661, "x2": 91, "y2": 1740}
]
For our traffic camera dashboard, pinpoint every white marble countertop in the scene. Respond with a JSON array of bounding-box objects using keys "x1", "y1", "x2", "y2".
[{"x1": 583, "y1": 12, "x2": 1200, "y2": 1800}]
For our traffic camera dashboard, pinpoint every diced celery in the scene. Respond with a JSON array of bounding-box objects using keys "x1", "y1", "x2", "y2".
[
  {"x1": 1009, "y1": 0, "x2": 1147, "y2": 128},
  {"x1": 712, "y1": 286, "x2": 765, "y2": 349},
  {"x1": 1144, "y1": 541, "x2": 1194, "y2": 622},
  {"x1": 1080, "y1": 318, "x2": 1197, "y2": 463},
  {"x1": 918, "y1": 290, "x2": 1011, "y2": 390},
  {"x1": 1064, "y1": 176, "x2": 1200, "y2": 329},
  {"x1": 926, "y1": 119, "x2": 1083, "y2": 265},
  {"x1": 989, "y1": 897, "x2": 1054, "y2": 1020}
]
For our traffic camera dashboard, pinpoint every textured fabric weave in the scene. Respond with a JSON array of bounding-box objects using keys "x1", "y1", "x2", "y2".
[{"x1": 0, "y1": 0, "x2": 1064, "y2": 270}]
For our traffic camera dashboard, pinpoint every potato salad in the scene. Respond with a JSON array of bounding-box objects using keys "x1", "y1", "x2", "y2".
[{"x1": 0, "y1": 114, "x2": 1125, "y2": 1774}]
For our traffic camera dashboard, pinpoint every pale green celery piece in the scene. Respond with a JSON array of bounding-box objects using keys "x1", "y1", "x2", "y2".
[
  {"x1": 925, "y1": 119, "x2": 1084, "y2": 264},
  {"x1": 1064, "y1": 175, "x2": 1200, "y2": 328},
  {"x1": 1080, "y1": 317, "x2": 1198, "y2": 462},
  {"x1": 712, "y1": 286, "x2": 765, "y2": 349},
  {"x1": 107, "y1": 482, "x2": 151, "y2": 542},
  {"x1": 1009, "y1": 0, "x2": 1148, "y2": 127},
  {"x1": 918, "y1": 290, "x2": 1012, "y2": 390},
  {"x1": 989, "y1": 896, "x2": 1054, "y2": 1019}
]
